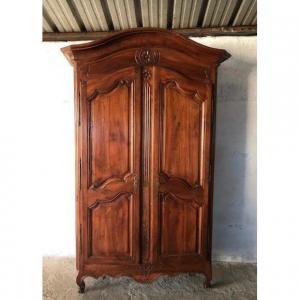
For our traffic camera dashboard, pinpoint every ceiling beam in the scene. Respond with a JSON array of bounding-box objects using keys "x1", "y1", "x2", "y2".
[
  {"x1": 175, "y1": 25, "x2": 256, "y2": 36},
  {"x1": 42, "y1": 25, "x2": 257, "y2": 41}
]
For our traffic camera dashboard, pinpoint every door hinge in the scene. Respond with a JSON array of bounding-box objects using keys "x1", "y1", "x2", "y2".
[
  {"x1": 156, "y1": 177, "x2": 160, "y2": 190},
  {"x1": 79, "y1": 159, "x2": 82, "y2": 190},
  {"x1": 79, "y1": 224, "x2": 83, "y2": 255},
  {"x1": 78, "y1": 90, "x2": 81, "y2": 126},
  {"x1": 134, "y1": 173, "x2": 139, "y2": 192}
]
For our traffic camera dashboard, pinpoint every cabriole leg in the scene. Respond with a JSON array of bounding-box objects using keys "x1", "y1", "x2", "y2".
[
  {"x1": 203, "y1": 277, "x2": 211, "y2": 288},
  {"x1": 203, "y1": 268, "x2": 212, "y2": 288},
  {"x1": 76, "y1": 273, "x2": 85, "y2": 293}
]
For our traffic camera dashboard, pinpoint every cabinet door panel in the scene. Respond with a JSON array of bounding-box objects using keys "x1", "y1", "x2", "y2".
[
  {"x1": 161, "y1": 81, "x2": 201, "y2": 186},
  {"x1": 80, "y1": 68, "x2": 142, "y2": 265},
  {"x1": 88, "y1": 193, "x2": 132, "y2": 259},
  {"x1": 89, "y1": 82, "x2": 131, "y2": 187},
  {"x1": 151, "y1": 67, "x2": 212, "y2": 264},
  {"x1": 160, "y1": 193, "x2": 201, "y2": 255}
]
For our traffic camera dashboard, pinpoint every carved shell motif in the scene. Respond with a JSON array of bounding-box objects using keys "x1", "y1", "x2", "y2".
[{"x1": 135, "y1": 48, "x2": 160, "y2": 65}]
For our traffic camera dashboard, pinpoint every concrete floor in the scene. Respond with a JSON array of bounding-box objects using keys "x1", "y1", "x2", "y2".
[{"x1": 43, "y1": 257, "x2": 256, "y2": 300}]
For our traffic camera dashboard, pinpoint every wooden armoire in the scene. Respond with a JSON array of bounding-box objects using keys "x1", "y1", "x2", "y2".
[{"x1": 62, "y1": 29, "x2": 230, "y2": 293}]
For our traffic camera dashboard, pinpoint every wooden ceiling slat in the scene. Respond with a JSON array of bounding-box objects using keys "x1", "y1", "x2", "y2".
[
  {"x1": 47, "y1": 0, "x2": 73, "y2": 31},
  {"x1": 219, "y1": 0, "x2": 238, "y2": 26},
  {"x1": 210, "y1": 0, "x2": 228, "y2": 27},
  {"x1": 232, "y1": 0, "x2": 252, "y2": 26},
  {"x1": 90, "y1": 0, "x2": 109, "y2": 31},
  {"x1": 73, "y1": 0, "x2": 93, "y2": 31},
  {"x1": 172, "y1": 0, "x2": 183, "y2": 29},
  {"x1": 106, "y1": 0, "x2": 121, "y2": 30},
  {"x1": 140, "y1": 0, "x2": 150, "y2": 27},
  {"x1": 149, "y1": 0, "x2": 159, "y2": 27},
  {"x1": 159, "y1": 0, "x2": 168, "y2": 28},
  {"x1": 189, "y1": 0, "x2": 204, "y2": 28},
  {"x1": 43, "y1": 16, "x2": 53, "y2": 32},
  {"x1": 124, "y1": 0, "x2": 138, "y2": 28},
  {"x1": 80, "y1": 0, "x2": 102, "y2": 31},
  {"x1": 202, "y1": 0, "x2": 217, "y2": 27},
  {"x1": 55, "y1": 0, "x2": 81, "y2": 32},
  {"x1": 180, "y1": 0, "x2": 193, "y2": 28},
  {"x1": 242, "y1": 0, "x2": 256, "y2": 25},
  {"x1": 113, "y1": 0, "x2": 130, "y2": 29},
  {"x1": 44, "y1": 0, "x2": 66, "y2": 32}
]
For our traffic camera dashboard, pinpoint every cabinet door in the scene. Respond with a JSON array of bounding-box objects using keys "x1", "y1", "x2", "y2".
[
  {"x1": 79, "y1": 67, "x2": 142, "y2": 265},
  {"x1": 150, "y1": 67, "x2": 213, "y2": 265}
]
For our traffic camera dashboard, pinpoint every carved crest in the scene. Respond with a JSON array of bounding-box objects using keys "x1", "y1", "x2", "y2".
[{"x1": 135, "y1": 48, "x2": 160, "y2": 65}]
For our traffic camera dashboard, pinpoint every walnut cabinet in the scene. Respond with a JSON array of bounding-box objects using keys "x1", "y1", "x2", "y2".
[{"x1": 62, "y1": 29, "x2": 230, "y2": 293}]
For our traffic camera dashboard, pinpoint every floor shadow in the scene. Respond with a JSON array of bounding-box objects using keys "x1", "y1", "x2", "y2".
[{"x1": 212, "y1": 279, "x2": 234, "y2": 289}]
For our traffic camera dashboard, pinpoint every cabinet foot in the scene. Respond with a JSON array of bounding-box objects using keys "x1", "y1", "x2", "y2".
[
  {"x1": 203, "y1": 279, "x2": 211, "y2": 288},
  {"x1": 76, "y1": 273, "x2": 85, "y2": 293},
  {"x1": 203, "y1": 271, "x2": 212, "y2": 288},
  {"x1": 78, "y1": 284, "x2": 85, "y2": 293}
]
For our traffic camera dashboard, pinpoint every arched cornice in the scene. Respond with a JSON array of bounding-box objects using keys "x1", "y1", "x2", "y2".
[{"x1": 61, "y1": 28, "x2": 230, "y2": 67}]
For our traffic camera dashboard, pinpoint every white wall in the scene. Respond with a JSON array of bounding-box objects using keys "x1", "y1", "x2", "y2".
[
  {"x1": 40, "y1": 43, "x2": 76, "y2": 256},
  {"x1": 193, "y1": 36, "x2": 257, "y2": 262},
  {"x1": 41, "y1": 36, "x2": 256, "y2": 262}
]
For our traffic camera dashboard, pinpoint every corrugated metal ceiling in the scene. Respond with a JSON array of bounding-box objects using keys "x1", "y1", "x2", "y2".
[{"x1": 43, "y1": 0, "x2": 257, "y2": 41}]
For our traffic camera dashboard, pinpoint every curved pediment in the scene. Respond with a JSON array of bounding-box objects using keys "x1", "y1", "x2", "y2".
[{"x1": 61, "y1": 28, "x2": 230, "y2": 67}]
